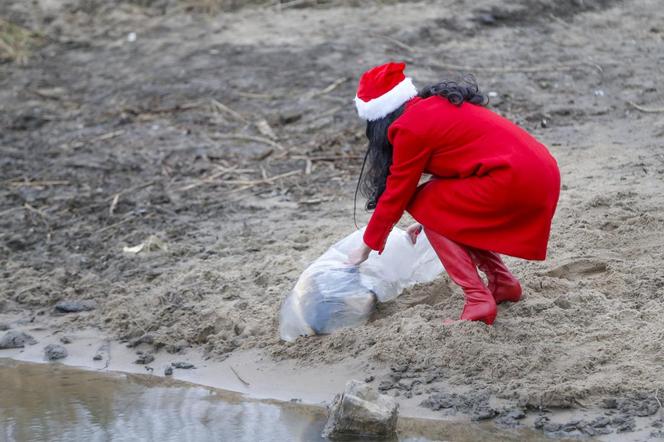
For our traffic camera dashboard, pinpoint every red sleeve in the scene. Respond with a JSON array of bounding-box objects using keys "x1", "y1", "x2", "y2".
[{"x1": 363, "y1": 125, "x2": 431, "y2": 253}]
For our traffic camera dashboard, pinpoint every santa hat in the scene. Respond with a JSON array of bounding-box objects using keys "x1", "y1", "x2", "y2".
[{"x1": 354, "y1": 62, "x2": 418, "y2": 121}]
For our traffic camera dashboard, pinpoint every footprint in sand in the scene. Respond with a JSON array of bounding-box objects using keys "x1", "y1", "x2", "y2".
[{"x1": 544, "y1": 258, "x2": 608, "y2": 281}]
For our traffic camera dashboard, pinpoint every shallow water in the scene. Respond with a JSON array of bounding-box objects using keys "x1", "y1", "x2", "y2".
[{"x1": 0, "y1": 359, "x2": 559, "y2": 442}]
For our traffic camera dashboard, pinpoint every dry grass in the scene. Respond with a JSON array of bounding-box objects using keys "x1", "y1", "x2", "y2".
[{"x1": 0, "y1": 19, "x2": 40, "y2": 64}]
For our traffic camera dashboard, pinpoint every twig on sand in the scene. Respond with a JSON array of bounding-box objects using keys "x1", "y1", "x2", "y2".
[
  {"x1": 220, "y1": 169, "x2": 301, "y2": 186},
  {"x1": 23, "y1": 203, "x2": 49, "y2": 220},
  {"x1": 109, "y1": 194, "x2": 120, "y2": 216},
  {"x1": 291, "y1": 154, "x2": 362, "y2": 162},
  {"x1": 274, "y1": 0, "x2": 317, "y2": 11},
  {"x1": 235, "y1": 91, "x2": 278, "y2": 100},
  {"x1": 230, "y1": 366, "x2": 250, "y2": 387},
  {"x1": 97, "y1": 215, "x2": 134, "y2": 234},
  {"x1": 655, "y1": 389, "x2": 663, "y2": 411},
  {"x1": 209, "y1": 98, "x2": 248, "y2": 122},
  {"x1": 108, "y1": 180, "x2": 157, "y2": 216},
  {"x1": 212, "y1": 133, "x2": 286, "y2": 151},
  {"x1": 23, "y1": 203, "x2": 51, "y2": 240},
  {"x1": 428, "y1": 60, "x2": 606, "y2": 74},
  {"x1": 627, "y1": 101, "x2": 664, "y2": 113},
  {"x1": 309, "y1": 78, "x2": 348, "y2": 98},
  {"x1": 374, "y1": 34, "x2": 416, "y2": 53},
  {"x1": 6, "y1": 180, "x2": 69, "y2": 187}
]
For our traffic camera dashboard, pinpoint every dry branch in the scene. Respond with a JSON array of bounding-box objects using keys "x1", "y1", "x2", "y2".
[
  {"x1": 428, "y1": 60, "x2": 606, "y2": 74},
  {"x1": 627, "y1": 101, "x2": 664, "y2": 113},
  {"x1": 212, "y1": 133, "x2": 286, "y2": 151},
  {"x1": 210, "y1": 98, "x2": 248, "y2": 122},
  {"x1": 230, "y1": 366, "x2": 250, "y2": 386},
  {"x1": 220, "y1": 169, "x2": 300, "y2": 186},
  {"x1": 310, "y1": 77, "x2": 348, "y2": 98}
]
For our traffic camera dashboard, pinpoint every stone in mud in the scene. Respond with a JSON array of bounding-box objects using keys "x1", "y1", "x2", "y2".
[
  {"x1": 377, "y1": 380, "x2": 394, "y2": 392},
  {"x1": 533, "y1": 415, "x2": 551, "y2": 430},
  {"x1": 612, "y1": 415, "x2": 636, "y2": 432},
  {"x1": 322, "y1": 380, "x2": 398, "y2": 440},
  {"x1": 54, "y1": 300, "x2": 96, "y2": 313},
  {"x1": 165, "y1": 341, "x2": 187, "y2": 354},
  {"x1": 135, "y1": 353, "x2": 155, "y2": 365},
  {"x1": 590, "y1": 416, "x2": 611, "y2": 428},
  {"x1": 171, "y1": 362, "x2": 195, "y2": 369},
  {"x1": 128, "y1": 334, "x2": 154, "y2": 348},
  {"x1": 44, "y1": 344, "x2": 68, "y2": 360},
  {"x1": 496, "y1": 408, "x2": 527, "y2": 427},
  {"x1": 0, "y1": 330, "x2": 37, "y2": 349},
  {"x1": 59, "y1": 336, "x2": 72, "y2": 344},
  {"x1": 164, "y1": 366, "x2": 173, "y2": 376},
  {"x1": 543, "y1": 422, "x2": 562, "y2": 432},
  {"x1": 93, "y1": 353, "x2": 103, "y2": 361},
  {"x1": 601, "y1": 398, "x2": 618, "y2": 409},
  {"x1": 420, "y1": 392, "x2": 458, "y2": 411},
  {"x1": 472, "y1": 405, "x2": 498, "y2": 421}
]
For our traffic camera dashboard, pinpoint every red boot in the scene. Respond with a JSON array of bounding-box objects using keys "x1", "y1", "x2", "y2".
[
  {"x1": 467, "y1": 248, "x2": 522, "y2": 304},
  {"x1": 425, "y1": 228, "x2": 497, "y2": 325}
]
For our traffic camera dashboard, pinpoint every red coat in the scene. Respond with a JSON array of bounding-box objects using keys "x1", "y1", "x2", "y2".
[{"x1": 363, "y1": 96, "x2": 560, "y2": 260}]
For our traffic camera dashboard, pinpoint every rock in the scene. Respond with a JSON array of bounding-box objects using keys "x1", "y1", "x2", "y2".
[
  {"x1": 420, "y1": 392, "x2": 457, "y2": 410},
  {"x1": 612, "y1": 415, "x2": 636, "y2": 432},
  {"x1": 364, "y1": 375, "x2": 375, "y2": 383},
  {"x1": 171, "y1": 362, "x2": 195, "y2": 369},
  {"x1": 44, "y1": 344, "x2": 68, "y2": 360},
  {"x1": 472, "y1": 406, "x2": 498, "y2": 421},
  {"x1": 135, "y1": 353, "x2": 155, "y2": 365},
  {"x1": 377, "y1": 380, "x2": 394, "y2": 392},
  {"x1": 54, "y1": 300, "x2": 96, "y2": 313},
  {"x1": 165, "y1": 341, "x2": 186, "y2": 354},
  {"x1": 601, "y1": 398, "x2": 618, "y2": 409},
  {"x1": 59, "y1": 336, "x2": 72, "y2": 344},
  {"x1": 93, "y1": 353, "x2": 103, "y2": 361},
  {"x1": 534, "y1": 415, "x2": 549, "y2": 429},
  {"x1": 543, "y1": 422, "x2": 562, "y2": 432},
  {"x1": 0, "y1": 323, "x2": 9, "y2": 331},
  {"x1": 164, "y1": 366, "x2": 173, "y2": 376},
  {"x1": 0, "y1": 330, "x2": 37, "y2": 349},
  {"x1": 128, "y1": 334, "x2": 154, "y2": 348},
  {"x1": 590, "y1": 416, "x2": 611, "y2": 428},
  {"x1": 322, "y1": 380, "x2": 399, "y2": 440}
]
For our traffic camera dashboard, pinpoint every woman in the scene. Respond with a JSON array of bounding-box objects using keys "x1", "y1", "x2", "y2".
[{"x1": 347, "y1": 62, "x2": 560, "y2": 325}]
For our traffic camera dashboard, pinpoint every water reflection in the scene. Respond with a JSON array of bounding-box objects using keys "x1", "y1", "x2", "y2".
[
  {"x1": 0, "y1": 359, "x2": 325, "y2": 442},
  {"x1": 0, "y1": 359, "x2": 558, "y2": 442}
]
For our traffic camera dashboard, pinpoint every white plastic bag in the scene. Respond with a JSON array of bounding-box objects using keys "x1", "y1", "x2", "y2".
[{"x1": 279, "y1": 227, "x2": 443, "y2": 341}]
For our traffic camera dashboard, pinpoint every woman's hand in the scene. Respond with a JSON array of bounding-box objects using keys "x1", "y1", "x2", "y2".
[
  {"x1": 406, "y1": 223, "x2": 423, "y2": 244},
  {"x1": 346, "y1": 243, "x2": 372, "y2": 266}
]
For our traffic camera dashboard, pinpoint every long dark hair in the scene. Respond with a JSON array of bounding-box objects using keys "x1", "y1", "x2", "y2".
[{"x1": 354, "y1": 75, "x2": 488, "y2": 226}]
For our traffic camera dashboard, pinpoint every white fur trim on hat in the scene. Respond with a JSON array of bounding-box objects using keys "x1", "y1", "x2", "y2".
[{"x1": 354, "y1": 77, "x2": 417, "y2": 121}]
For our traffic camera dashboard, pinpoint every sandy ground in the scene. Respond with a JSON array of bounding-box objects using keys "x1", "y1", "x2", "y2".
[{"x1": 2, "y1": 0, "x2": 664, "y2": 439}]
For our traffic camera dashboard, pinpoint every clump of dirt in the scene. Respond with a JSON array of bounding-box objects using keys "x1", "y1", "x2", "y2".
[{"x1": 2, "y1": 0, "x2": 664, "y2": 436}]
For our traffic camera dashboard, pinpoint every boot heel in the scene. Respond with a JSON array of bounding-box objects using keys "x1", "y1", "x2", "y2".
[{"x1": 494, "y1": 280, "x2": 522, "y2": 303}]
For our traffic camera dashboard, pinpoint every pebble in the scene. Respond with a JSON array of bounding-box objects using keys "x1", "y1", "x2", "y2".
[
  {"x1": 0, "y1": 330, "x2": 37, "y2": 349},
  {"x1": 135, "y1": 353, "x2": 155, "y2": 365},
  {"x1": 54, "y1": 300, "x2": 96, "y2": 313},
  {"x1": 171, "y1": 362, "x2": 195, "y2": 369},
  {"x1": 93, "y1": 354, "x2": 103, "y2": 361},
  {"x1": 164, "y1": 366, "x2": 173, "y2": 376},
  {"x1": 59, "y1": 336, "x2": 72, "y2": 344},
  {"x1": 128, "y1": 334, "x2": 154, "y2": 348},
  {"x1": 44, "y1": 344, "x2": 68, "y2": 360}
]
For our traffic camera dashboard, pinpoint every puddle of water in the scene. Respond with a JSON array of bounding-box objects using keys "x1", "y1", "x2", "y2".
[{"x1": 0, "y1": 359, "x2": 558, "y2": 442}]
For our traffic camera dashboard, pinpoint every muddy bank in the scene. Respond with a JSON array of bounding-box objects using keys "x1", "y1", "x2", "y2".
[{"x1": 2, "y1": 0, "x2": 664, "y2": 439}]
